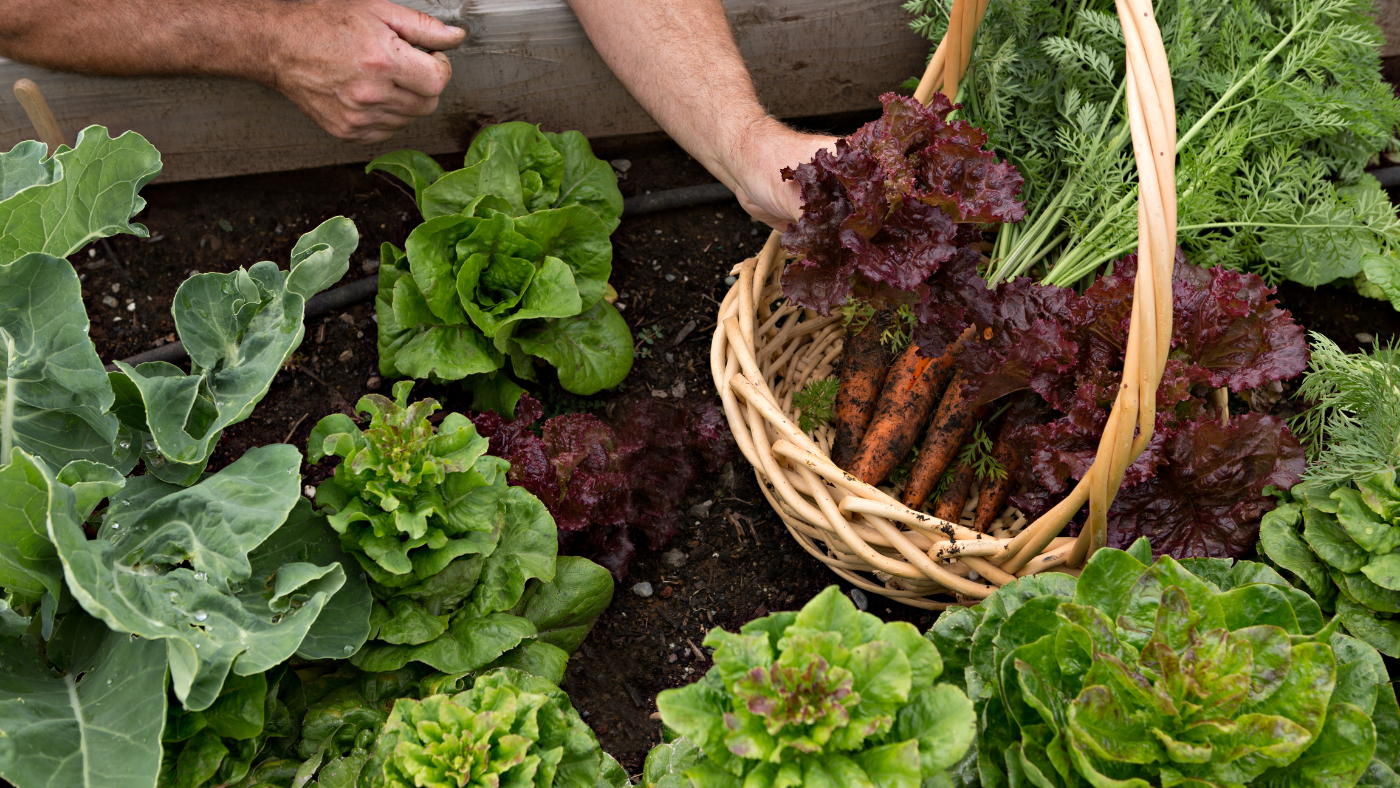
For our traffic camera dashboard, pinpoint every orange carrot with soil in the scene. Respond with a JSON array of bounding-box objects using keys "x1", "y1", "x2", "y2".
[
  {"x1": 973, "y1": 425, "x2": 1021, "y2": 532},
  {"x1": 845, "y1": 327, "x2": 973, "y2": 485},
  {"x1": 931, "y1": 459, "x2": 976, "y2": 522},
  {"x1": 832, "y1": 309, "x2": 896, "y2": 468},
  {"x1": 900, "y1": 370, "x2": 988, "y2": 509}
]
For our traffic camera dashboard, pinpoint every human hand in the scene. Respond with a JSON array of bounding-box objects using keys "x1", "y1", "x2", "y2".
[
  {"x1": 268, "y1": 0, "x2": 466, "y2": 143},
  {"x1": 725, "y1": 122, "x2": 836, "y2": 230}
]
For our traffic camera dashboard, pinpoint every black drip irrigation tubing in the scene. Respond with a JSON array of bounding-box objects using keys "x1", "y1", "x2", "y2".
[{"x1": 109, "y1": 181, "x2": 737, "y2": 369}]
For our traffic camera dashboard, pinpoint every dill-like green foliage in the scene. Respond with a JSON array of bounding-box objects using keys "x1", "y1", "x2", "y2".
[
  {"x1": 841, "y1": 301, "x2": 876, "y2": 333},
  {"x1": 958, "y1": 421, "x2": 1008, "y2": 483},
  {"x1": 902, "y1": 0, "x2": 1400, "y2": 290},
  {"x1": 1290, "y1": 332, "x2": 1400, "y2": 485},
  {"x1": 880, "y1": 305, "x2": 918, "y2": 351},
  {"x1": 889, "y1": 446, "x2": 921, "y2": 488},
  {"x1": 793, "y1": 378, "x2": 840, "y2": 433}
]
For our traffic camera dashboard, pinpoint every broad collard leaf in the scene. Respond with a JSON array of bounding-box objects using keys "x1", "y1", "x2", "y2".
[
  {"x1": 0, "y1": 612, "x2": 168, "y2": 788},
  {"x1": 113, "y1": 217, "x2": 356, "y2": 476},
  {"x1": 0, "y1": 141, "x2": 56, "y2": 202},
  {"x1": 0, "y1": 126, "x2": 161, "y2": 264},
  {"x1": 0, "y1": 252, "x2": 131, "y2": 471},
  {"x1": 50, "y1": 444, "x2": 347, "y2": 711},
  {"x1": 251, "y1": 499, "x2": 373, "y2": 661},
  {"x1": 0, "y1": 449, "x2": 81, "y2": 602}
]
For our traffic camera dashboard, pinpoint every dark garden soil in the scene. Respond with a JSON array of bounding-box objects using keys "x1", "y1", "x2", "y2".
[{"x1": 72, "y1": 118, "x2": 1400, "y2": 777}]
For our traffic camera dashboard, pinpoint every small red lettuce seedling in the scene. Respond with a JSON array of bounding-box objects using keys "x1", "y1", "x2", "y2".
[{"x1": 472, "y1": 393, "x2": 734, "y2": 579}]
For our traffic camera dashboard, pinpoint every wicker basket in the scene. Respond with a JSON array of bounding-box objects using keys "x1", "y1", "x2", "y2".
[{"x1": 708, "y1": 0, "x2": 1178, "y2": 608}]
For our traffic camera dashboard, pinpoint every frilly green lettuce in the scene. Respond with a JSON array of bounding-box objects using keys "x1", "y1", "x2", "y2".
[
  {"x1": 369, "y1": 668, "x2": 628, "y2": 788},
  {"x1": 649, "y1": 586, "x2": 975, "y2": 788}
]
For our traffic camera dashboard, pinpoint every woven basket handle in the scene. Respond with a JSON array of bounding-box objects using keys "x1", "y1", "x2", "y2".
[{"x1": 916, "y1": 0, "x2": 1177, "y2": 566}]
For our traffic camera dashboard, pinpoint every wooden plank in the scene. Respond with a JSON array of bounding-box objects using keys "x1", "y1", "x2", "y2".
[{"x1": 0, "y1": 0, "x2": 926, "y2": 182}]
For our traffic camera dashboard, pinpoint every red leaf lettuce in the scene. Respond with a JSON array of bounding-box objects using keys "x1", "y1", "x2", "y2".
[
  {"x1": 779, "y1": 92, "x2": 1026, "y2": 315},
  {"x1": 472, "y1": 393, "x2": 733, "y2": 578}
]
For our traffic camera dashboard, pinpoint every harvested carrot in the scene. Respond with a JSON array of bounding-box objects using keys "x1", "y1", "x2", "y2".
[
  {"x1": 932, "y1": 459, "x2": 976, "y2": 522},
  {"x1": 973, "y1": 425, "x2": 1021, "y2": 532},
  {"x1": 900, "y1": 371, "x2": 988, "y2": 509},
  {"x1": 832, "y1": 308, "x2": 895, "y2": 468},
  {"x1": 845, "y1": 327, "x2": 972, "y2": 485}
]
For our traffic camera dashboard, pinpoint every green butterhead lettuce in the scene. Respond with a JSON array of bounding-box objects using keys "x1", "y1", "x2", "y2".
[
  {"x1": 650, "y1": 586, "x2": 975, "y2": 788},
  {"x1": 368, "y1": 667, "x2": 628, "y2": 788},
  {"x1": 309, "y1": 384, "x2": 613, "y2": 678},
  {"x1": 930, "y1": 539, "x2": 1399, "y2": 788},
  {"x1": 369, "y1": 122, "x2": 631, "y2": 412}
]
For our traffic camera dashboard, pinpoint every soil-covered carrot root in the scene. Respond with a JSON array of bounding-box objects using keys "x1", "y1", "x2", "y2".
[
  {"x1": 931, "y1": 459, "x2": 976, "y2": 522},
  {"x1": 832, "y1": 309, "x2": 895, "y2": 468},
  {"x1": 900, "y1": 371, "x2": 988, "y2": 509},
  {"x1": 845, "y1": 327, "x2": 972, "y2": 485},
  {"x1": 973, "y1": 425, "x2": 1021, "y2": 532}
]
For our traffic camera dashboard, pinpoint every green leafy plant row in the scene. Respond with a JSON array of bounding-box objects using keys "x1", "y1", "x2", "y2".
[
  {"x1": 0, "y1": 127, "x2": 372, "y2": 788},
  {"x1": 370, "y1": 122, "x2": 633, "y2": 416},
  {"x1": 0, "y1": 129, "x2": 621, "y2": 788}
]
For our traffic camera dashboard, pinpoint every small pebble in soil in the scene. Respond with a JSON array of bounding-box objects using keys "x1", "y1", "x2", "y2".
[
  {"x1": 724, "y1": 275, "x2": 737, "y2": 286},
  {"x1": 1357, "y1": 331, "x2": 1376, "y2": 344},
  {"x1": 366, "y1": 376, "x2": 382, "y2": 390},
  {"x1": 688, "y1": 500, "x2": 713, "y2": 518},
  {"x1": 126, "y1": 302, "x2": 136, "y2": 312},
  {"x1": 631, "y1": 582, "x2": 654, "y2": 599},
  {"x1": 102, "y1": 295, "x2": 118, "y2": 308},
  {"x1": 849, "y1": 588, "x2": 869, "y2": 611},
  {"x1": 662, "y1": 549, "x2": 688, "y2": 568},
  {"x1": 338, "y1": 350, "x2": 354, "y2": 362},
  {"x1": 660, "y1": 585, "x2": 674, "y2": 599},
  {"x1": 303, "y1": 485, "x2": 316, "y2": 498},
  {"x1": 671, "y1": 379, "x2": 687, "y2": 398},
  {"x1": 110, "y1": 283, "x2": 121, "y2": 293},
  {"x1": 610, "y1": 159, "x2": 632, "y2": 173},
  {"x1": 667, "y1": 652, "x2": 678, "y2": 663},
  {"x1": 339, "y1": 313, "x2": 355, "y2": 326},
  {"x1": 665, "y1": 273, "x2": 676, "y2": 282},
  {"x1": 361, "y1": 258, "x2": 380, "y2": 274}
]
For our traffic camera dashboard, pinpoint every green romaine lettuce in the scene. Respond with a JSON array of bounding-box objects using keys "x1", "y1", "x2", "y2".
[
  {"x1": 649, "y1": 586, "x2": 975, "y2": 788},
  {"x1": 368, "y1": 122, "x2": 631, "y2": 409},
  {"x1": 930, "y1": 539, "x2": 1399, "y2": 788}
]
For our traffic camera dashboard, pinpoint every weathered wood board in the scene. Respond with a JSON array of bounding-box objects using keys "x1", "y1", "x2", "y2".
[{"x1": 0, "y1": 0, "x2": 927, "y2": 182}]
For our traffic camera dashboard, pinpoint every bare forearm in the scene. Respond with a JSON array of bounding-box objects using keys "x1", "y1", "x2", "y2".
[
  {"x1": 566, "y1": 0, "x2": 833, "y2": 227},
  {"x1": 566, "y1": 0, "x2": 775, "y2": 191},
  {"x1": 0, "y1": 0, "x2": 284, "y2": 85}
]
